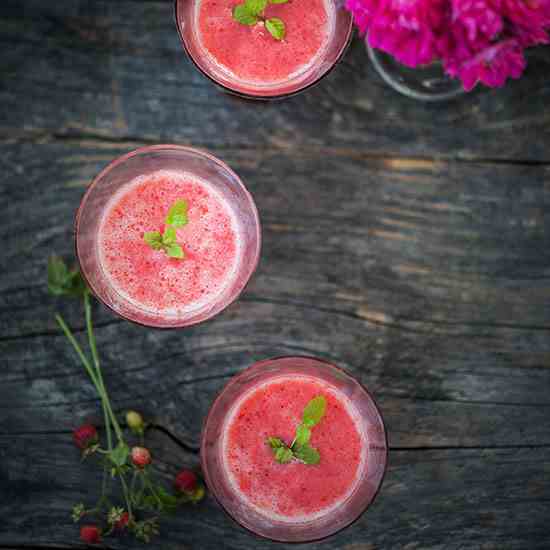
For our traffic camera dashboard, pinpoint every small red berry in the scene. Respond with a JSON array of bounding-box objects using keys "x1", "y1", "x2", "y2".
[
  {"x1": 80, "y1": 525, "x2": 101, "y2": 544},
  {"x1": 115, "y1": 511, "x2": 129, "y2": 530},
  {"x1": 174, "y1": 470, "x2": 198, "y2": 494},
  {"x1": 131, "y1": 446, "x2": 151, "y2": 468},
  {"x1": 73, "y1": 425, "x2": 98, "y2": 450}
]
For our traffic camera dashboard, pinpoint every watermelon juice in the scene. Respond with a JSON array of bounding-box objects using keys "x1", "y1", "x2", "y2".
[
  {"x1": 75, "y1": 146, "x2": 261, "y2": 327},
  {"x1": 175, "y1": 0, "x2": 353, "y2": 98},
  {"x1": 201, "y1": 357, "x2": 388, "y2": 542},
  {"x1": 224, "y1": 375, "x2": 365, "y2": 521},
  {"x1": 98, "y1": 170, "x2": 240, "y2": 318},
  {"x1": 197, "y1": 0, "x2": 332, "y2": 86}
]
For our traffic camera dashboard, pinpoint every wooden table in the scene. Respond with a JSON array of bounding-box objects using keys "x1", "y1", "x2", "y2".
[{"x1": 2, "y1": 1, "x2": 550, "y2": 549}]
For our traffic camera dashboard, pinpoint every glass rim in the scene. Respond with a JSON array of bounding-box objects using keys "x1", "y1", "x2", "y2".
[
  {"x1": 200, "y1": 355, "x2": 389, "y2": 542},
  {"x1": 174, "y1": 0, "x2": 354, "y2": 101},
  {"x1": 74, "y1": 144, "x2": 262, "y2": 329},
  {"x1": 366, "y1": 41, "x2": 466, "y2": 102}
]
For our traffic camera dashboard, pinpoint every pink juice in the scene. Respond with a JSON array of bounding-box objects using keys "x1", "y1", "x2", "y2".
[
  {"x1": 222, "y1": 375, "x2": 366, "y2": 521},
  {"x1": 197, "y1": 0, "x2": 332, "y2": 84},
  {"x1": 98, "y1": 169, "x2": 241, "y2": 317}
]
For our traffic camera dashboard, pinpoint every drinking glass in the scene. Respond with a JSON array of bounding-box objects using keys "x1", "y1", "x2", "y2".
[
  {"x1": 75, "y1": 145, "x2": 261, "y2": 328},
  {"x1": 201, "y1": 356, "x2": 388, "y2": 542}
]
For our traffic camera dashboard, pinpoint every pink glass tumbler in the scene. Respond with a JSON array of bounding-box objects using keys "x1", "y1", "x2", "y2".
[
  {"x1": 174, "y1": 0, "x2": 353, "y2": 99},
  {"x1": 75, "y1": 145, "x2": 261, "y2": 328},
  {"x1": 201, "y1": 356, "x2": 388, "y2": 542}
]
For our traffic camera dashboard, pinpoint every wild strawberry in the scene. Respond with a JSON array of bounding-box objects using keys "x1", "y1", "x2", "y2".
[
  {"x1": 115, "y1": 511, "x2": 130, "y2": 530},
  {"x1": 80, "y1": 525, "x2": 101, "y2": 544},
  {"x1": 125, "y1": 410, "x2": 144, "y2": 435},
  {"x1": 73, "y1": 425, "x2": 98, "y2": 450},
  {"x1": 174, "y1": 470, "x2": 197, "y2": 494},
  {"x1": 131, "y1": 446, "x2": 151, "y2": 468}
]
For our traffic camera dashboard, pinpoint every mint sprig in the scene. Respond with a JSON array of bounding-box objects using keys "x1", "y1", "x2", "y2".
[
  {"x1": 266, "y1": 395, "x2": 326, "y2": 465},
  {"x1": 143, "y1": 199, "x2": 188, "y2": 259},
  {"x1": 232, "y1": 0, "x2": 289, "y2": 41}
]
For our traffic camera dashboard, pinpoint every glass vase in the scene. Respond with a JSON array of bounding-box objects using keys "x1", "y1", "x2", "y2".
[{"x1": 367, "y1": 43, "x2": 466, "y2": 101}]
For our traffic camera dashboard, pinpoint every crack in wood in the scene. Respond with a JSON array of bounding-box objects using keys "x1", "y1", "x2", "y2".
[
  {"x1": 242, "y1": 295, "x2": 550, "y2": 334},
  {"x1": 392, "y1": 444, "x2": 550, "y2": 451},
  {"x1": 384, "y1": 394, "x2": 550, "y2": 408},
  {"x1": 0, "y1": 319, "x2": 124, "y2": 343},
  {"x1": 152, "y1": 424, "x2": 200, "y2": 454},
  {"x1": 1, "y1": 130, "x2": 550, "y2": 167}
]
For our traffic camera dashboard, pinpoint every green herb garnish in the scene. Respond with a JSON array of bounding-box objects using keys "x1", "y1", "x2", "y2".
[
  {"x1": 143, "y1": 199, "x2": 188, "y2": 259},
  {"x1": 232, "y1": 0, "x2": 288, "y2": 41},
  {"x1": 48, "y1": 255, "x2": 88, "y2": 297},
  {"x1": 267, "y1": 395, "x2": 326, "y2": 465}
]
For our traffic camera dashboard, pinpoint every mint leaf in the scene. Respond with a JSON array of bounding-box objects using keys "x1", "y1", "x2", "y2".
[
  {"x1": 302, "y1": 395, "x2": 326, "y2": 428},
  {"x1": 294, "y1": 424, "x2": 311, "y2": 447},
  {"x1": 265, "y1": 17, "x2": 285, "y2": 40},
  {"x1": 246, "y1": 0, "x2": 268, "y2": 15},
  {"x1": 268, "y1": 438, "x2": 294, "y2": 463},
  {"x1": 109, "y1": 442, "x2": 129, "y2": 467},
  {"x1": 275, "y1": 446, "x2": 294, "y2": 464},
  {"x1": 267, "y1": 437, "x2": 285, "y2": 449},
  {"x1": 269, "y1": 0, "x2": 289, "y2": 3},
  {"x1": 294, "y1": 444, "x2": 320, "y2": 465},
  {"x1": 162, "y1": 226, "x2": 177, "y2": 246},
  {"x1": 233, "y1": 4, "x2": 258, "y2": 25},
  {"x1": 165, "y1": 199, "x2": 188, "y2": 228},
  {"x1": 144, "y1": 231, "x2": 163, "y2": 250},
  {"x1": 165, "y1": 243, "x2": 185, "y2": 259},
  {"x1": 267, "y1": 395, "x2": 327, "y2": 466},
  {"x1": 144, "y1": 202, "x2": 187, "y2": 261}
]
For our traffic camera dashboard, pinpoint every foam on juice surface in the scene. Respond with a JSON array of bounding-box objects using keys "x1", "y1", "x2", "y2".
[
  {"x1": 98, "y1": 169, "x2": 241, "y2": 317},
  {"x1": 222, "y1": 375, "x2": 366, "y2": 522}
]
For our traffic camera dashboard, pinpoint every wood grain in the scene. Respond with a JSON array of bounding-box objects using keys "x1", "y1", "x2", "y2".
[
  {"x1": 1, "y1": 0, "x2": 550, "y2": 548},
  {"x1": 1, "y1": 1, "x2": 550, "y2": 161},
  {"x1": 1, "y1": 433, "x2": 549, "y2": 550}
]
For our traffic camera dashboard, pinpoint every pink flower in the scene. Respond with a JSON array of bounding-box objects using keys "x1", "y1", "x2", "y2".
[
  {"x1": 451, "y1": 0, "x2": 502, "y2": 44},
  {"x1": 347, "y1": 0, "x2": 448, "y2": 67},
  {"x1": 345, "y1": 0, "x2": 550, "y2": 90},
  {"x1": 445, "y1": 39, "x2": 526, "y2": 90},
  {"x1": 500, "y1": 0, "x2": 550, "y2": 29}
]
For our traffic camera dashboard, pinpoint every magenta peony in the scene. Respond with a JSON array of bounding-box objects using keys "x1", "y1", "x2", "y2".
[{"x1": 346, "y1": 0, "x2": 550, "y2": 90}]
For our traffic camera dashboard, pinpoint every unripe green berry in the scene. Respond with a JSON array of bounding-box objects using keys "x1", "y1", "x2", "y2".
[{"x1": 126, "y1": 410, "x2": 144, "y2": 434}]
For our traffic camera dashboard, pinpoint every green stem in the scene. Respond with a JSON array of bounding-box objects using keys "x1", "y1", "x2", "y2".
[
  {"x1": 143, "y1": 471, "x2": 163, "y2": 508},
  {"x1": 119, "y1": 471, "x2": 134, "y2": 519},
  {"x1": 130, "y1": 470, "x2": 138, "y2": 496},
  {"x1": 83, "y1": 292, "x2": 122, "y2": 445},
  {"x1": 55, "y1": 314, "x2": 101, "y2": 393},
  {"x1": 57, "y1": 309, "x2": 123, "y2": 447}
]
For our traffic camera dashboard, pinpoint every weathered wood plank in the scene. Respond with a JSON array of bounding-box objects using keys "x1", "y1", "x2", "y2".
[
  {"x1": 1, "y1": 1, "x2": 550, "y2": 161},
  {"x1": 2, "y1": 2, "x2": 550, "y2": 548},
  {"x1": 1, "y1": 140, "x2": 549, "y2": 453},
  {"x1": 2, "y1": 141, "x2": 549, "y2": 336},
  {"x1": 1, "y1": 433, "x2": 549, "y2": 549}
]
